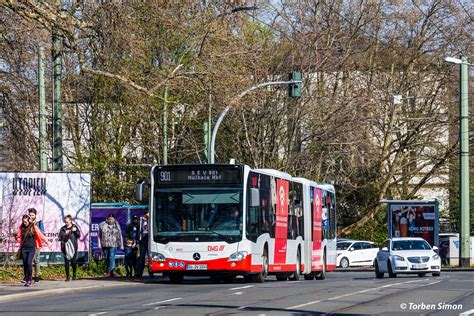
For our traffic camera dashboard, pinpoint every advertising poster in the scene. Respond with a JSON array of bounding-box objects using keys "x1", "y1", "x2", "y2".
[
  {"x1": 388, "y1": 202, "x2": 438, "y2": 246},
  {"x1": 312, "y1": 188, "x2": 322, "y2": 269},
  {"x1": 90, "y1": 204, "x2": 147, "y2": 259},
  {"x1": 0, "y1": 172, "x2": 91, "y2": 263},
  {"x1": 90, "y1": 205, "x2": 127, "y2": 259},
  {"x1": 274, "y1": 179, "x2": 289, "y2": 264}
]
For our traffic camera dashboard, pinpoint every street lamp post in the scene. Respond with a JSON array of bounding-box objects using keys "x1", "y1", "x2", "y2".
[
  {"x1": 445, "y1": 56, "x2": 471, "y2": 267},
  {"x1": 209, "y1": 79, "x2": 302, "y2": 163}
]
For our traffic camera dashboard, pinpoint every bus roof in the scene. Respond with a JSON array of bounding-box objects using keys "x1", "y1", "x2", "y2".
[
  {"x1": 293, "y1": 177, "x2": 335, "y2": 192},
  {"x1": 253, "y1": 168, "x2": 292, "y2": 180}
]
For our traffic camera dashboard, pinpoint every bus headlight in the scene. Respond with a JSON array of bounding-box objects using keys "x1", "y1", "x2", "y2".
[
  {"x1": 228, "y1": 251, "x2": 248, "y2": 262},
  {"x1": 151, "y1": 252, "x2": 166, "y2": 262}
]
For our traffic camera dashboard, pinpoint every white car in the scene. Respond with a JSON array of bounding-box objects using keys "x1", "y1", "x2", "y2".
[
  {"x1": 374, "y1": 237, "x2": 441, "y2": 278},
  {"x1": 337, "y1": 240, "x2": 379, "y2": 268}
]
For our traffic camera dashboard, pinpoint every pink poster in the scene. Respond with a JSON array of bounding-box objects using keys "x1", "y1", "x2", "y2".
[
  {"x1": 312, "y1": 188, "x2": 322, "y2": 269},
  {"x1": 0, "y1": 172, "x2": 91, "y2": 260}
]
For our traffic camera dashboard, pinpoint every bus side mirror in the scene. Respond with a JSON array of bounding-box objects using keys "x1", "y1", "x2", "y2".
[
  {"x1": 250, "y1": 188, "x2": 260, "y2": 207},
  {"x1": 135, "y1": 180, "x2": 149, "y2": 202}
]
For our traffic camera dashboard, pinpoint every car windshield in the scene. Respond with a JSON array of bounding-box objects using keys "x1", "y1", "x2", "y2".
[
  {"x1": 392, "y1": 240, "x2": 432, "y2": 251},
  {"x1": 153, "y1": 186, "x2": 243, "y2": 243},
  {"x1": 337, "y1": 242, "x2": 352, "y2": 250}
]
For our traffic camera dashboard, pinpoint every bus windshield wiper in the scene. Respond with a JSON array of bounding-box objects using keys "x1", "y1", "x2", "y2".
[{"x1": 205, "y1": 229, "x2": 234, "y2": 242}]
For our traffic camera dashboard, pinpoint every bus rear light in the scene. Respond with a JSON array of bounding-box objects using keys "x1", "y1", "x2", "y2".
[
  {"x1": 151, "y1": 252, "x2": 166, "y2": 262},
  {"x1": 228, "y1": 251, "x2": 248, "y2": 262}
]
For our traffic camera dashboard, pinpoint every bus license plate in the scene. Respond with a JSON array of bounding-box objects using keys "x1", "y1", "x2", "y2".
[
  {"x1": 412, "y1": 264, "x2": 427, "y2": 270},
  {"x1": 186, "y1": 264, "x2": 208, "y2": 270}
]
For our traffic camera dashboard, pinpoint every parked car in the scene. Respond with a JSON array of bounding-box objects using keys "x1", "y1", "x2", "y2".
[
  {"x1": 374, "y1": 237, "x2": 441, "y2": 278},
  {"x1": 336, "y1": 240, "x2": 379, "y2": 268}
]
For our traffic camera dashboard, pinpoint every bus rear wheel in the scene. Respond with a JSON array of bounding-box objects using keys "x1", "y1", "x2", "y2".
[
  {"x1": 304, "y1": 273, "x2": 315, "y2": 280},
  {"x1": 315, "y1": 252, "x2": 326, "y2": 280},
  {"x1": 289, "y1": 250, "x2": 301, "y2": 281}
]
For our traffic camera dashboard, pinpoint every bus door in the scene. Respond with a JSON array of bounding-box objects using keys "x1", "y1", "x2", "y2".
[
  {"x1": 273, "y1": 179, "x2": 289, "y2": 269},
  {"x1": 312, "y1": 187, "x2": 323, "y2": 271}
]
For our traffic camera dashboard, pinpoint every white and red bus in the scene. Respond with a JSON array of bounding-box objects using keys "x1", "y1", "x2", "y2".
[{"x1": 135, "y1": 164, "x2": 336, "y2": 283}]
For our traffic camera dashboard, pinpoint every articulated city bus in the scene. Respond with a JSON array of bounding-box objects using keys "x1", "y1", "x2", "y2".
[{"x1": 135, "y1": 164, "x2": 336, "y2": 283}]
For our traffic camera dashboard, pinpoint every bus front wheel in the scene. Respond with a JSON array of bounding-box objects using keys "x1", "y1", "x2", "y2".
[{"x1": 252, "y1": 248, "x2": 268, "y2": 283}]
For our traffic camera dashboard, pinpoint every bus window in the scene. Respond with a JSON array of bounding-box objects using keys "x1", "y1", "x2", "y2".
[{"x1": 288, "y1": 182, "x2": 303, "y2": 239}]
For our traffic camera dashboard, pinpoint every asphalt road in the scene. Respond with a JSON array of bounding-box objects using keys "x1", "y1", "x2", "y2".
[{"x1": 1, "y1": 271, "x2": 473, "y2": 315}]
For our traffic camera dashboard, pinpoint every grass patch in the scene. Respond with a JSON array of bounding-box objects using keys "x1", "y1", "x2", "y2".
[{"x1": 0, "y1": 259, "x2": 128, "y2": 283}]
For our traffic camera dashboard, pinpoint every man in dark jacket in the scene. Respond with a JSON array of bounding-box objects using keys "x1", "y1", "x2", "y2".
[
  {"x1": 135, "y1": 210, "x2": 149, "y2": 278},
  {"x1": 126, "y1": 215, "x2": 140, "y2": 244}
]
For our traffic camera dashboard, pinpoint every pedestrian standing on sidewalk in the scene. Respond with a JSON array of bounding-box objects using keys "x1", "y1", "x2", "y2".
[
  {"x1": 135, "y1": 210, "x2": 149, "y2": 278},
  {"x1": 124, "y1": 238, "x2": 137, "y2": 278},
  {"x1": 59, "y1": 215, "x2": 81, "y2": 282},
  {"x1": 15, "y1": 214, "x2": 51, "y2": 287},
  {"x1": 28, "y1": 208, "x2": 45, "y2": 284},
  {"x1": 98, "y1": 213, "x2": 123, "y2": 277}
]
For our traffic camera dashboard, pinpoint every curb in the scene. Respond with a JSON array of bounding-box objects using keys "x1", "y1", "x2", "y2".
[{"x1": 0, "y1": 282, "x2": 135, "y2": 304}]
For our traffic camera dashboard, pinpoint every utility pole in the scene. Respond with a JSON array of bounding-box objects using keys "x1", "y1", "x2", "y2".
[
  {"x1": 210, "y1": 78, "x2": 302, "y2": 163},
  {"x1": 52, "y1": 30, "x2": 63, "y2": 171},
  {"x1": 445, "y1": 55, "x2": 471, "y2": 267},
  {"x1": 38, "y1": 46, "x2": 47, "y2": 171},
  {"x1": 163, "y1": 87, "x2": 168, "y2": 165},
  {"x1": 459, "y1": 56, "x2": 470, "y2": 267},
  {"x1": 207, "y1": 94, "x2": 212, "y2": 163}
]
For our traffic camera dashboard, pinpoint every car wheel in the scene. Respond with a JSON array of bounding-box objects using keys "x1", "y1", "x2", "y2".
[
  {"x1": 432, "y1": 272, "x2": 440, "y2": 277},
  {"x1": 387, "y1": 261, "x2": 396, "y2": 278},
  {"x1": 418, "y1": 273, "x2": 426, "y2": 277},
  {"x1": 375, "y1": 260, "x2": 384, "y2": 279},
  {"x1": 340, "y1": 257, "x2": 349, "y2": 269}
]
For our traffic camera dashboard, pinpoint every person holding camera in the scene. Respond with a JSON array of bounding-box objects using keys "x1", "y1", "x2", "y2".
[{"x1": 58, "y1": 215, "x2": 81, "y2": 281}]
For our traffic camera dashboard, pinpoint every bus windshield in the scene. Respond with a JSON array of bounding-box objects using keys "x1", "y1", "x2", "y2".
[{"x1": 153, "y1": 186, "x2": 243, "y2": 243}]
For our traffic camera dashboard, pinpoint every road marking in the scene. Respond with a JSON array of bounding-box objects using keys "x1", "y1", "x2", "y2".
[
  {"x1": 233, "y1": 292, "x2": 243, "y2": 295},
  {"x1": 143, "y1": 297, "x2": 182, "y2": 306},
  {"x1": 460, "y1": 309, "x2": 474, "y2": 316},
  {"x1": 286, "y1": 278, "x2": 427, "y2": 310},
  {"x1": 229, "y1": 285, "x2": 254, "y2": 291},
  {"x1": 88, "y1": 313, "x2": 107, "y2": 316}
]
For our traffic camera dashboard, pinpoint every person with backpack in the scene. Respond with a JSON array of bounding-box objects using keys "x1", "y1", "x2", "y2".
[
  {"x1": 15, "y1": 214, "x2": 51, "y2": 287},
  {"x1": 58, "y1": 215, "x2": 81, "y2": 281},
  {"x1": 98, "y1": 213, "x2": 123, "y2": 277},
  {"x1": 28, "y1": 208, "x2": 45, "y2": 283}
]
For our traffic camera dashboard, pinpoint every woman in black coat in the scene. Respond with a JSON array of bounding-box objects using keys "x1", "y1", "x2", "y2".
[{"x1": 58, "y1": 215, "x2": 81, "y2": 281}]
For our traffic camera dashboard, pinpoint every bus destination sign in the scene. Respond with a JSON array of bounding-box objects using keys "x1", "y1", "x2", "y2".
[{"x1": 155, "y1": 166, "x2": 242, "y2": 185}]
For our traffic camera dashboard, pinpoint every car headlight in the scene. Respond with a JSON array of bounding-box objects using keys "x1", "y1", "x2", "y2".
[
  {"x1": 394, "y1": 255, "x2": 405, "y2": 261},
  {"x1": 151, "y1": 252, "x2": 166, "y2": 262},
  {"x1": 432, "y1": 254, "x2": 440, "y2": 260},
  {"x1": 228, "y1": 251, "x2": 248, "y2": 262}
]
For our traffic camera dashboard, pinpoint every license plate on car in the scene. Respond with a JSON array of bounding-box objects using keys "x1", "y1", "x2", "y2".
[
  {"x1": 412, "y1": 264, "x2": 427, "y2": 269},
  {"x1": 186, "y1": 264, "x2": 208, "y2": 270}
]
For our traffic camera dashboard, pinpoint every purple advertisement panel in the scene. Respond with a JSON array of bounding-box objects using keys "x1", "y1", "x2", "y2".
[
  {"x1": 389, "y1": 203, "x2": 438, "y2": 246},
  {"x1": 0, "y1": 172, "x2": 91, "y2": 260},
  {"x1": 90, "y1": 207, "x2": 127, "y2": 258}
]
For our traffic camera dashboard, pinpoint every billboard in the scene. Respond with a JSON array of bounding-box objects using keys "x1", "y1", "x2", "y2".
[
  {"x1": 387, "y1": 201, "x2": 439, "y2": 246},
  {"x1": 0, "y1": 172, "x2": 91, "y2": 263},
  {"x1": 90, "y1": 203, "x2": 147, "y2": 259}
]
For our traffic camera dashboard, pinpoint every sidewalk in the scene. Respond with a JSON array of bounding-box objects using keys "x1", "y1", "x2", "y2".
[{"x1": 0, "y1": 277, "x2": 140, "y2": 303}]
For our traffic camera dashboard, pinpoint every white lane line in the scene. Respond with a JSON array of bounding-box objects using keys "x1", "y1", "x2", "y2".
[
  {"x1": 88, "y1": 313, "x2": 107, "y2": 316},
  {"x1": 460, "y1": 308, "x2": 474, "y2": 316},
  {"x1": 229, "y1": 285, "x2": 254, "y2": 291},
  {"x1": 233, "y1": 292, "x2": 243, "y2": 295},
  {"x1": 286, "y1": 278, "x2": 427, "y2": 310},
  {"x1": 143, "y1": 297, "x2": 182, "y2": 306}
]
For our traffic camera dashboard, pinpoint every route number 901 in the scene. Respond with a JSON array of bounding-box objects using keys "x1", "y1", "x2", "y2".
[{"x1": 160, "y1": 171, "x2": 171, "y2": 182}]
